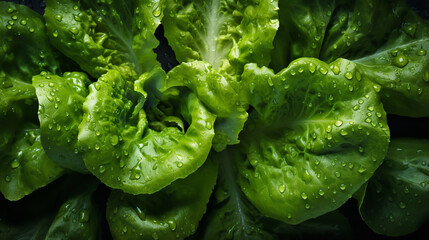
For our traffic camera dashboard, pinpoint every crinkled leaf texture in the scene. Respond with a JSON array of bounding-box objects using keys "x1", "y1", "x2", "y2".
[
  {"x1": 33, "y1": 72, "x2": 91, "y2": 173},
  {"x1": 45, "y1": 0, "x2": 163, "y2": 79},
  {"x1": 107, "y1": 158, "x2": 217, "y2": 240},
  {"x1": 237, "y1": 58, "x2": 390, "y2": 224},
  {"x1": 78, "y1": 70, "x2": 216, "y2": 194},
  {"x1": 273, "y1": 0, "x2": 429, "y2": 117},
  {"x1": 358, "y1": 138, "x2": 429, "y2": 236},
  {"x1": 192, "y1": 149, "x2": 352, "y2": 240},
  {"x1": 163, "y1": 0, "x2": 279, "y2": 78},
  {"x1": 0, "y1": 125, "x2": 64, "y2": 201},
  {"x1": 0, "y1": 174, "x2": 101, "y2": 240},
  {"x1": 164, "y1": 61, "x2": 248, "y2": 151}
]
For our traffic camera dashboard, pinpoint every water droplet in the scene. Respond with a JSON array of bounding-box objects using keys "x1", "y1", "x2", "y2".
[
  {"x1": 267, "y1": 77, "x2": 274, "y2": 86},
  {"x1": 278, "y1": 184, "x2": 286, "y2": 193},
  {"x1": 73, "y1": 5, "x2": 79, "y2": 10},
  {"x1": 301, "y1": 192, "x2": 308, "y2": 200},
  {"x1": 122, "y1": 226, "x2": 128, "y2": 233},
  {"x1": 358, "y1": 167, "x2": 366, "y2": 173},
  {"x1": 356, "y1": 71, "x2": 362, "y2": 81},
  {"x1": 373, "y1": 84, "x2": 381, "y2": 93},
  {"x1": 314, "y1": 159, "x2": 320, "y2": 166},
  {"x1": 290, "y1": 69, "x2": 296, "y2": 76},
  {"x1": 79, "y1": 209, "x2": 89, "y2": 223},
  {"x1": 5, "y1": 176, "x2": 11, "y2": 182},
  {"x1": 168, "y1": 220, "x2": 177, "y2": 231},
  {"x1": 319, "y1": 67, "x2": 328, "y2": 75},
  {"x1": 29, "y1": 27, "x2": 35, "y2": 33},
  {"x1": 99, "y1": 165, "x2": 106, "y2": 173},
  {"x1": 344, "y1": 72, "x2": 353, "y2": 80},
  {"x1": 135, "y1": 206, "x2": 145, "y2": 220},
  {"x1": 417, "y1": 49, "x2": 427, "y2": 56},
  {"x1": 119, "y1": 159, "x2": 125, "y2": 168},
  {"x1": 177, "y1": 162, "x2": 183, "y2": 168},
  {"x1": 152, "y1": 4, "x2": 161, "y2": 17},
  {"x1": 330, "y1": 65, "x2": 340, "y2": 75},
  {"x1": 7, "y1": 8, "x2": 15, "y2": 14},
  {"x1": 55, "y1": 14, "x2": 63, "y2": 22},
  {"x1": 393, "y1": 54, "x2": 409, "y2": 68},
  {"x1": 389, "y1": 215, "x2": 395, "y2": 222},
  {"x1": 335, "y1": 120, "x2": 343, "y2": 127},
  {"x1": 12, "y1": 15, "x2": 18, "y2": 20},
  {"x1": 404, "y1": 23, "x2": 417, "y2": 37},
  {"x1": 93, "y1": 82, "x2": 101, "y2": 90},
  {"x1": 399, "y1": 202, "x2": 406, "y2": 209},
  {"x1": 308, "y1": 63, "x2": 316, "y2": 73},
  {"x1": 205, "y1": 121, "x2": 212, "y2": 130},
  {"x1": 318, "y1": 189, "x2": 325, "y2": 196},
  {"x1": 11, "y1": 159, "x2": 20, "y2": 168},
  {"x1": 353, "y1": 105, "x2": 360, "y2": 111},
  {"x1": 20, "y1": 19, "x2": 26, "y2": 25},
  {"x1": 130, "y1": 171, "x2": 141, "y2": 180},
  {"x1": 110, "y1": 135, "x2": 119, "y2": 146},
  {"x1": 340, "y1": 184, "x2": 346, "y2": 190},
  {"x1": 305, "y1": 203, "x2": 311, "y2": 209},
  {"x1": 69, "y1": 27, "x2": 79, "y2": 35},
  {"x1": 152, "y1": 232, "x2": 159, "y2": 240},
  {"x1": 335, "y1": 172, "x2": 341, "y2": 178},
  {"x1": 423, "y1": 71, "x2": 429, "y2": 83}
]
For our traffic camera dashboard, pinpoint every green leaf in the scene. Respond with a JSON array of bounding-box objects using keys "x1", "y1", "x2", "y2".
[
  {"x1": 33, "y1": 72, "x2": 91, "y2": 173},
  {"x1": 163, "y1": 0, "x2": 279, "y2": 78},
  {"x1": 271, "y1": 0, "x2": 407, "y2": 71},
  {"x1": 193, "y1": 149, "x2": 352, "y2": 240},
  {"x1": 164, "y1": 61, "x2": 248, "y2": 151},
  {"x1": 106, "y1": 158, "x2": 217, "y2": 240},
  {"x1": 44, "y1": 0, "x2": 163, "y2": 79},
  {"x1": 0, "y1": 2, "x2": 62, "y2": 119},
  {"x1": 0, "y1": 175, "x2": 101, "y2": 240},
  {"x1": 353, "y1": 9, "x2": 429, "y2": 117},
  {"x1": 358, "y1": 138, "x2": 429, "y2": 236},
  {"x1": 78, "y1": 70, "x2": 216, "y2": 194},
  {"x1": 45, "y1": 179, "x2": 101, "y2": 240},
  {"x1": 271, "y1": 0, "x2": 335, "y2": 72},
  {"x1": 273, "y1": 0, "x2": 429, "y2": 117},
  {"x1": 237, "y1": 58, "x2": 390, "y2": 224},
  {"x1": 0, "y1": 125, "x2": 64, "y2": 201}
]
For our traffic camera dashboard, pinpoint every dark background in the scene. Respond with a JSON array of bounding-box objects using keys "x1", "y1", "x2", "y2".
[{"x1": 4, "y1": 0, "x2": 429, "y2": 239}]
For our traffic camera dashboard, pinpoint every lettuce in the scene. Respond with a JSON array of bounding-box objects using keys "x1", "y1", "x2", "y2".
[{"x1": 1, "y1": 0, "x2": 429, "y2": 239}]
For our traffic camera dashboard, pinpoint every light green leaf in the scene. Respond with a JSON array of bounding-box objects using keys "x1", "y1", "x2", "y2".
[
  {"x1": 164, "y1": 61, "x2": 248, "y2": 151},
  {"x1": 0, "y1": 125, "x2": 64, "y2": 201},
  {"x1": 107, "y1": 158, "x2": 217, "y2": 240},
  {"x1": 33, "y1": 72, "x2": 91, "y2": 173},
  {"x1": 237, "y1": 58, "x2": 390, "y2": 224},
  {"x1": 193, "y1": 149, "x2": 352, "y2": 240},
  {"x1": 45, "y1": 0, "x2": 163, "y2": 79},
  {"x1": 163, "y1": 0, "x2": 279, "y2": 78},
  {"x1": 78, "y1": 70, "x2": 216, "y2": 194}
]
